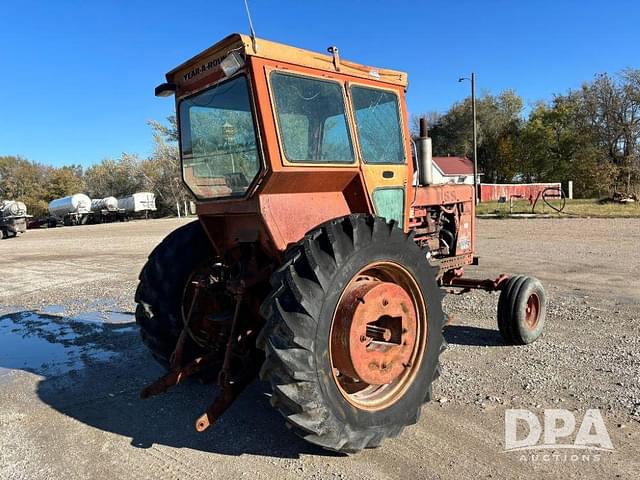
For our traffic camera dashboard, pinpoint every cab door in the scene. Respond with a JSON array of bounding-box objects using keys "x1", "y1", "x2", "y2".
[{"x1": 347, "y1": 83, "x2": 410, "y2": 229}]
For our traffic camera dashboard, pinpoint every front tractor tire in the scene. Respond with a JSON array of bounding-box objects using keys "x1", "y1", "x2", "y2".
[
  {"x1": 258, "y1": 215, "x2": 446, "y2": 452},
  {"x1": 497, "y1": 275, "x2": 547, "y2": 345},
  {"x1": 135, "y1": 220, "x2": 214, "y2": 366}
]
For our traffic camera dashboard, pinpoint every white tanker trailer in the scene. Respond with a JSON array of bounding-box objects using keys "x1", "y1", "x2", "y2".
[
  {"x1": 48, "y1": 193, "x2": 92, "y2": 226},
  {"x1": 90, "y1": 196, "x2": 126, "y2": 223},
  {"x1": 118, "y1": 192, "x2": 157, "y2": 218},
  {"x1": 91, "y1": 196, "x2": 119, "y2": 212},
  {"x1": 0, "y1": 200, "x2": 31, "y2": 238}
]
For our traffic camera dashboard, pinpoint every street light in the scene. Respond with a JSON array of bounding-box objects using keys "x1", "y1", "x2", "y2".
[{"x1": 458, "y1": 73, "x2": 479, "y2": 204}]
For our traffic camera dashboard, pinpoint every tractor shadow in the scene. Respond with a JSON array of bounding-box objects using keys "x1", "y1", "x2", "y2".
[
  {"x1": 0, "y1": 310, "x2": 334, "y2": 459},
  {"x1": 443, "y1": 325, "x2": 506, "y2": 347}
]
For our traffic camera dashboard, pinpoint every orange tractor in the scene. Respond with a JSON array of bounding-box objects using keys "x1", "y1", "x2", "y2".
[{"x1": 137, "y1": 34, "x2": 547, "y2": 452}]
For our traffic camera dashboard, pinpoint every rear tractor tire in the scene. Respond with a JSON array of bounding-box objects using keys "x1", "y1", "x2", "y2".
[
  {"x1": 258, "y1": 215, "x2": 446, "y2": 452},
  {"x1": 134, "y1": 220, "x2": 214, "y2": 367},
  {"x1": 497, "y1": 275, "x2": 547, "y2": 345}
]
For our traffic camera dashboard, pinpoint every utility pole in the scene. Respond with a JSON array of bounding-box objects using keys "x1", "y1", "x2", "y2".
[
  {"x1": 471, "y1": 73, "x2": 479, "y2": 204},
  {"x1": 459, "y1": 73, "x2": 480, "y2": 204}
]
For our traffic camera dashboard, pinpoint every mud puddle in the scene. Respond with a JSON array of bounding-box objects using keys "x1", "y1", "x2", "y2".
[{"x1": 0, "y1": 309, "x2": 136, "y2": 377}]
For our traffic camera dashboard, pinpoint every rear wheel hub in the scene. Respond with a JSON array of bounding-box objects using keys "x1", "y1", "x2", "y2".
[
  {"x1": 329, "y1": 261, "x2": 427, "y2": 410},
  {"x1": 332, "y1": 280, "x2": 416, "y2": 385}
]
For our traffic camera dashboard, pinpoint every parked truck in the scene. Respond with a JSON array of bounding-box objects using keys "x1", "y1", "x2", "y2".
[
  {"x1": 48, "y1": 193, "x2": 92, "y2": 226},
  {"x1": 0, "y1": 200, "x2": 31, "y2": 238}
]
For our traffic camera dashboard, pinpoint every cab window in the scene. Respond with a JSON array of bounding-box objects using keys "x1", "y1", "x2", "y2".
[
  {"x1": 271, "y1": 72, "x2": 354, "y2": 163},
  {"x1": 351, "y1": 86, "x2": 405, "y2": 164},
  {"x1": 179, "y1": 75, "x2": 260, "y2": 199}
]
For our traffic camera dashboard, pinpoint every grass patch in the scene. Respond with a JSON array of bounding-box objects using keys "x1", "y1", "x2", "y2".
[{"x1": 476, "y1": 198, "x2": 640, "y2": 218}]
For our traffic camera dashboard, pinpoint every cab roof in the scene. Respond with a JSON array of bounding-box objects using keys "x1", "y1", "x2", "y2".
[{"x1": 165, "y1": 33, "x2": 408, "y2": 89}]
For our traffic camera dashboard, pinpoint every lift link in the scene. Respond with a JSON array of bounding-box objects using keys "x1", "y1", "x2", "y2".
[
  {"x1": 139, "y1": 282, "x2": 249, "y2": 432},
  {"x1": 171, "y1": 279, "x2": 202, "y2": 368},
  {"x1": 139, "y1": 352, "x2": 219, "y2": 399},
  {"x1": 195, "y1": 290, "x2": 244, "y2": 432},
  {"x1": 139, "y1": 279, "x2": 215, "y2": 399}
]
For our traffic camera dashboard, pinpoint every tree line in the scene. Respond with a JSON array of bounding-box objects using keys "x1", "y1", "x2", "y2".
[
  {"x1": 414, "y1": 69, "x2": 640, "y2": 197},
  {"x1": 0, "y1": 119, "x2": 188, "y2": 218}
]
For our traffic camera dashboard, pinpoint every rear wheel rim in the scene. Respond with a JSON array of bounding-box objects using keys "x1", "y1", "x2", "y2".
[
  {"x1": 329, "y1": 261, "x2": 427, "y2": 411},
  {"x1": 524, "y1": 293, "x2": 540, "y2": 330}
]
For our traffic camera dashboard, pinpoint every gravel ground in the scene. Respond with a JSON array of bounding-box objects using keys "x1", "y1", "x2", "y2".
[{"x1": 0, "y1": 217, "x2": 638, "y2": 479}]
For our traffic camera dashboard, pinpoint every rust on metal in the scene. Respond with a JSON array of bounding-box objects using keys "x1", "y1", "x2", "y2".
[
  {"x1": 327, "y1": 46, "x2": 341, "y2": 71},
  {"x1": 443, "y1": 271, "x2": 509, "y2": 293},
  {"x1": 171, "y1": 280, "x2": 203, "y2": 368},
  {"x1": 140, "y1": 353, "x2": 218, "y2": 399},
  {"x1": 328, "y1": 262, "x2": 427, "y2": 411},
  {"x1": 140, "y1": 245, "x2": 267, "y2": 433},
  {"x1": 217, "y1": 292, "x2": 243, "y2": 387},
  {"x1": 410, "y1": 184, "x2": 476, "y2": 275},
  {"x1": 195, "y1": 384, "x2": 243, "y2": 432},
  {"x1": 332, "y1": 280, "x2": 416, "y2": 386},
  {"x1": 525, "y1": 293, "x2": 540, "y2": 330}
]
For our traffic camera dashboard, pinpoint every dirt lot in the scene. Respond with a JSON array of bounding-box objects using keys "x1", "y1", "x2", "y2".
[{"x1": 1, "y1": 218, "x2": 639, "y2": 479}]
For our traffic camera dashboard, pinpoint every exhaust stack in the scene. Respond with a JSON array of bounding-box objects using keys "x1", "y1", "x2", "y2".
[{"x1": 418, "y1": 117, "x2": 433, "y2": 186}]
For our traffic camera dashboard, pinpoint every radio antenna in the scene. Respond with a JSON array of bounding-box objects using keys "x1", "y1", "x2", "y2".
[{"x1": 243, "y1": 0, "x2": 258, "y2": 52}]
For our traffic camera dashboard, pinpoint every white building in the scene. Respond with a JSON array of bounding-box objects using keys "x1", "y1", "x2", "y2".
[{"x1": 432, "y1": 156, "x2": 476, "y2": 185}]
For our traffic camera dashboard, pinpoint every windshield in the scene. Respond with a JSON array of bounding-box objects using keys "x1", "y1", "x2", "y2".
[{"x1": 179, "y1": 75, "x2": 260, "y2": 199}]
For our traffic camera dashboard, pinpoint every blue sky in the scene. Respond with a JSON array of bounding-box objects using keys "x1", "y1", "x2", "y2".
[{"x1": 1, "y1": 0, "x2": 638, "y2": 168}]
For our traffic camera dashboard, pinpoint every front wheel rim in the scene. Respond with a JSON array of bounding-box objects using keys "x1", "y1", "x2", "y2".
[{"x1": 524, "y1": 293, "x2": 540, "y2": 330}]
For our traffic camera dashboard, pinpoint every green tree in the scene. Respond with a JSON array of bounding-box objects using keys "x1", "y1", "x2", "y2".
[
  {"x1": 47, "y1": 165, "x2": 85, "y2": 198},
  {"x1": 85, "y1": 154, "x2": 144, "y2": 198},
  {"x1": 144, "y1": 117, "x2": 191, "y2": 215},
  {"x1": 0, "y1": 155, "x2": 50, "y2": 217},
  {"x1": 429, "y1": 90, "x2": 523, "y2": 182},
  {"x1": 517, "y1": 95, "x2": 606, "y2": 196},
  {"x1": 581, "y1": 70, "x2": 640, "y2": 192}
]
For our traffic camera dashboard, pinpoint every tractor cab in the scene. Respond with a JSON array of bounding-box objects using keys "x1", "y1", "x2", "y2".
[{"x1": 157, "y1": 34, "x2": 417, "y2": 255}]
